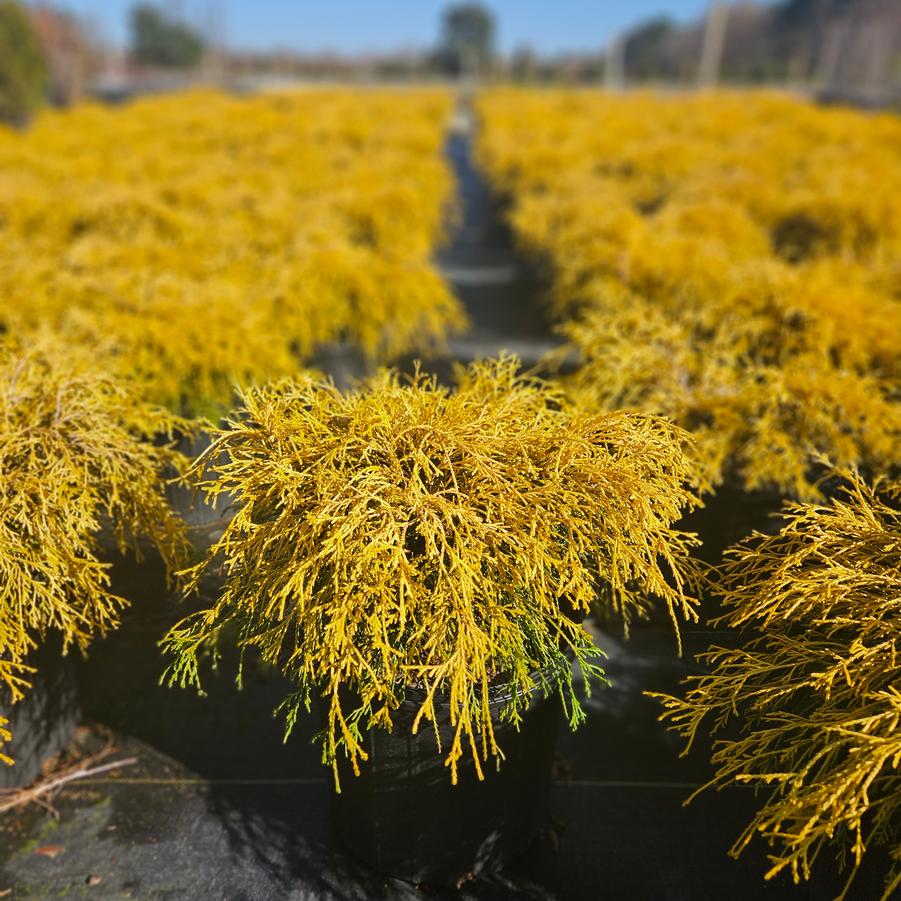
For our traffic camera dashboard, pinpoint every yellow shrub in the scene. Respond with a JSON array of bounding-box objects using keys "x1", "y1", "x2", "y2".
[
  {"x1": 0, "y1": 89, "x2": 464, "y2": 414},
  {"x1": 163, "y1": 357, "x2": 700, "y2": 787},
  {"x1": 0, "y1": 341, "x2": 193, "y2": 761},
  {"x1": 653, "y1": 469, "x2": 901, "y2": 900},
  {"x1": 559, "y1": 296, "x2": 901, "y2": 498}
]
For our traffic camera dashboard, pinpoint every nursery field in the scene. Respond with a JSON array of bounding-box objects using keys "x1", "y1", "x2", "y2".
[{"x1": 0, "y1": 86, "x2": 899, "y2": 901}]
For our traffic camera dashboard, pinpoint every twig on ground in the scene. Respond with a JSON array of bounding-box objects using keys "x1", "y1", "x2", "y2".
[{"x1": 0, "y1": 758, "x2": 138, "y2": 815}]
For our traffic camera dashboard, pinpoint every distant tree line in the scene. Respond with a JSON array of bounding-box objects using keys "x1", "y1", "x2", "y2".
[
  {"x1": 486, "y1": 0, "x2": 897, "y2": 91},
  {"x1": 428, "y1": 0, "x2": 897, "y2": 92},
  {"x1": 618, "y1": 0, "x2": 899, "y2": 88},
  {"x1": 2, "y1": 0, "x2": 896, "y2": 120},
  {"x1": 130, "y1": 4, "x2": 204, "y2": 69},
  {"x1": 0, "y1": 1, "x2": 207, "y2": 123}
]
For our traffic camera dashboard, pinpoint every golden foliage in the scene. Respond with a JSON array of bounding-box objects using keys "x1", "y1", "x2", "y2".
[
  {"x1": 0, "y1": 716, "x2": 9, "y2": 766},
  {"x1": 653, "y1": 468, "x2": 901, "y2": 900},
  {"x1": 476, "y1": 89, "x2": 901, "y2": 498},
  {"x1": 0, "y1": 340, "x2": 192, "y2": 759},
  {"x1": 0, "y1": 89, "x2": 465, "y2": 414},
  {"x1": 556, "y1": 290, "x2": 901, "y2": 499},
  {"x1": 162, "y1": 357, "x2": 700, "y2": 787}
]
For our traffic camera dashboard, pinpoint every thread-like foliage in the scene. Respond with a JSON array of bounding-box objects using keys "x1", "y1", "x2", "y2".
[
  {"x1": 476, "y1": 90, "x2": 901, "y2": 499},
  {"x1": 653, "y1": 468, "x2": 901, "y2": 899},
  {"x1": 0, "y1": 715, "x2": 9, "y2": 766},
  {"x1": 163, "y1": 357, "x2": 700, "y2": 788},
  {"x1": 557, "y1": 289, "x2": 901, "y2": 498},
  {"x1": 0, "y1": 341, "x2": 193, "y2": 762},
  {"x1": 0, "y1": 90, "x2": 464, "y2": 415}
]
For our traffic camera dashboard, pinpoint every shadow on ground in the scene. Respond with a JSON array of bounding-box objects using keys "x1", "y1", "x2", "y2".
[{"x1": 0, "y1": 547, "x2": 885, "y2": 900}]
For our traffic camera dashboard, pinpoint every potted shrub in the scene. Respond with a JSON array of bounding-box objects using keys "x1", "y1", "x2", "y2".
[
  {"x1": 162, "y1": 356, "x2": 700, "y2": 883},
  {"x1": 553, "y1": 288, "x2": 901, "y2": 569},
  {"x1": 653, "y1": 467, "x2": 901, "y2": 901},
  {"x1": 0, "y1": 341, "x2": 191, "y2": 787}
]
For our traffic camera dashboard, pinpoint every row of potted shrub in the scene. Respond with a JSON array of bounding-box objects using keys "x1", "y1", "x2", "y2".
[
  {"x1": 0, "y1": 89, "x2": 466, "y2": 417},
  {"x1": 3, "y1": 87, "x2": 898, "y2": 895},
  {"x1": 472, "y1": 89, "x2": 900, "y2": 899},
  {"x1": 475, "y1": 88, "x2": 901, "y2": 508},
  {"x1": 0, "y1": 344, "x2": 696, "y2": 873},
  {"x1": 2, "y1": 336, "x2": 898, "y2": 895}
]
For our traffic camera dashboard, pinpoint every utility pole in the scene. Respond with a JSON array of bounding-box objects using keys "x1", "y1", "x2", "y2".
[
  {"x1": 815, "y1": 20, "x2": 846, "y2": 91},
  {"x1": 201, "y1": 0, "x2": 226, "y2": 85},
  {"x1": 604, "y1": 32, "x2": 625, "y2": 92},
  {"x1": 697, "y1": 2, "x2": 729, "y2": 88}
]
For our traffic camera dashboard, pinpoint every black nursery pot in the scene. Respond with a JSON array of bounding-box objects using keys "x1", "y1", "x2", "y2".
[
  {"x1": 329, "y1": 678, "x2": 561, "y2": 886},
  {"x1": 681, "y1": 483, "x2": 786, "y2": 565},
  {"x1": 166, "y1": 431, "x2": 225, "y2": 533},
  {"x1": 311, "y1": 342, "x2": 372, "y2": 391},
  {"x1": 0, "y1": 633, "x2": 80, "y2": 790},
  {"x1": 677, "y1": 483, "x2": 787, "y2": 626}
]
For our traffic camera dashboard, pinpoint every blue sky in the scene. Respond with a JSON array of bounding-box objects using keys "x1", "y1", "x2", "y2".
[{"x1": 61, "y1": 1, "x2": 729, "y2": 54}]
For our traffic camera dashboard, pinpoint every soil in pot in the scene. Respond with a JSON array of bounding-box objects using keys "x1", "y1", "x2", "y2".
[{"x1": 328, "y1": 676, "x2": 562, "y2": 886}]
